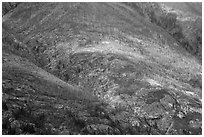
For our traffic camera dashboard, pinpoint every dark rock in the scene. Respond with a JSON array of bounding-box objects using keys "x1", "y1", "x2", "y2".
[{"x1": 83, "y1": 124, "x2": 116, "y2": 135}]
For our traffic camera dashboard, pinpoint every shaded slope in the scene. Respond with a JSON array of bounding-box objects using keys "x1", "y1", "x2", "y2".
[
  {"x1": 142, "y1": 2, "x2": 202, "y2": 62},
  {"x1": 2, "y1": 50, "x2": 99, "y2": 134},
  {"x1": 2, "y1": 2, "x2": 202, "y2": 135},
  {"x1": 2, "y1": 2, "x2": 20, "y2": 16}
]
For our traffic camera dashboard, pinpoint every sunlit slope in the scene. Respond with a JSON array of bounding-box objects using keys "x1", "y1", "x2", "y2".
[
  {"x1": 3, "y1": 2, "x2": 201, "y2": 81},
  {"x1": 2, "y1": 2, "x2": 202, "y2": 135}
]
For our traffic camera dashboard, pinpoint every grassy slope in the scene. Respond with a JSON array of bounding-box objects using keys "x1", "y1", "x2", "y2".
[{"x1": 2, "y1": 2, "x2": 202, "y2": 135}]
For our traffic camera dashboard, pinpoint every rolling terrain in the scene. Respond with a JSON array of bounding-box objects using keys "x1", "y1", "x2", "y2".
[{"x1": 2, "y1": 2, "x2": 202, "y2": 135}]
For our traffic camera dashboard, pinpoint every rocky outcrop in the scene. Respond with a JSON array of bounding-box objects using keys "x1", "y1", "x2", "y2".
[
  {"x1": 2, "y1": 2, "x2": 20, "y2": 16},
  {"x1": 140, "y1": 2, "x2": 202, "y2": 62}
]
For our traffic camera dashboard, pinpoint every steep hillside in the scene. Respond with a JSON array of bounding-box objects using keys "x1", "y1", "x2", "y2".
[{"x1": 2, "y1": 2, "x2": 202, "y2": 135}]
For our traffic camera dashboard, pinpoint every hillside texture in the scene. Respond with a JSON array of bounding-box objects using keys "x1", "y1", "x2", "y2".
[{"x1": 2, "y1": 2, "x2": 202, "y2": 135}]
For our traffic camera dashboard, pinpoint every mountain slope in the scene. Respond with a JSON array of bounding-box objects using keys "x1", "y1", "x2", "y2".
[{"x1": 2, "y1": 2, "x2": 202, "y2": 135}]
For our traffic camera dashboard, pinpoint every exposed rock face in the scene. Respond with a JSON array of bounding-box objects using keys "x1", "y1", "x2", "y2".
[
  {"x1": 145, "y1": 2, "x2": 202, "y2": 62},
  {"x1": 2, "y1": 2, "x2": 20, "y2": 16},
  {"x1": 2, "y1": 2, "x2": 202, "y2": 135}
]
